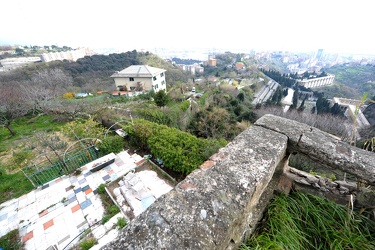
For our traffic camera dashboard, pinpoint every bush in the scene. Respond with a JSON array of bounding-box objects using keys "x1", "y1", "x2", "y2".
[
  {"x1": 79, "y1": 237, "x2": 96, "y2": 250},
  {"x1": 0, "y1": 229, "x2": 23, "y2": 250},
  {"x1": 97, "y1": 136, "x2": 124, "y2": 155},
  {"x1": 179, "y1": 100, "x2": 190, "y2": 112},
  {"x1": 124, "y1": 119, "x2": 226, "y2": 174},
  {"x1": 63, "y1": 92, "x2": 74, "y2": 99},
  {"x1": 62, "y1": 119, "x2": 106, "y2": 140},
  {"x1": 117, "y1": 217, "x2": 127, "y2": 229},
  {"x1": 101, "y1": 214, "x2": 112, "y2": 224},
  {"x1": 97, "y1": 184, "x2": 106, "y2": 194},
  {"x1": 109, "y1": 205, "x2": 120, "y2": 215}
]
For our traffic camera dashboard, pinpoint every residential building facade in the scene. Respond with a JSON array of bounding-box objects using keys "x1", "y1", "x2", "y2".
[{"x1": 111, "y1": 65, "x2": 167, "y2": 94}]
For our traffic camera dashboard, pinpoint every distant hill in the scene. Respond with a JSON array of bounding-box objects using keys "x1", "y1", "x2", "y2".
[
  {"x1": 325, "y1": 64, "x2": 375, "y2": 98},
  {"x1": 0, "y1": 51, "x2": 188, "y2": 92}
]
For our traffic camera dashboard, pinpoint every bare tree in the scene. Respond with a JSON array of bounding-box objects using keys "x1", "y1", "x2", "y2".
[
  {"x1": 254, "y1": 106, "x2": 351, "y2": 141},
  {"x1": 0, "y1": 85, "x2": 30, "y2": 136},
  {"x1": 21, "y1": 68, "x2": 73, "y2": 113}
]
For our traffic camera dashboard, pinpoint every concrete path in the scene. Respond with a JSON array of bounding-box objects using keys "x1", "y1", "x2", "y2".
[{"x1": 0, "y1": 151, "x2": 144, "y2": 250}]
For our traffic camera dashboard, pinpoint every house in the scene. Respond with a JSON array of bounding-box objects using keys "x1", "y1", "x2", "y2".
[{"x1": 110, "y1": 65, "x2": 167, "y2": 94}]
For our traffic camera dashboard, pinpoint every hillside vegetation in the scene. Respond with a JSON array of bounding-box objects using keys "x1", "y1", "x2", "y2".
[{"x1": 324, "y1": 64, "x2": 375, "y2": 99}]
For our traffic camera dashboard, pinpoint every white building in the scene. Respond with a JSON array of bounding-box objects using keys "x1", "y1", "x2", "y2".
[
  {"x1": 40, "y1": 48, "x2": 95, "y2": 62},
  {"x1": 297, "y1": 74, "x2": 335, "y2": 88},
  {"x1": 0, "y1": 57, "x2": 41, "y2": 70},
  {"x1": 332, "y1": 97, "x2": 370, "y2": 128},
  {"x1": 111, "y1": 65, "x2": 167, "y2": 93}
]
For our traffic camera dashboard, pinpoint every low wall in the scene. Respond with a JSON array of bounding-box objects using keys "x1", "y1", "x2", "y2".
[{"x1": 102, "y1": 114, "x2": 375, "y2": 249}]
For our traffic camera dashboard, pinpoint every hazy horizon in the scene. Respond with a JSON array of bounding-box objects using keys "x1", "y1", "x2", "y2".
[{"x1": 2, "y1": 0, "x2": 374, "y2": 56}]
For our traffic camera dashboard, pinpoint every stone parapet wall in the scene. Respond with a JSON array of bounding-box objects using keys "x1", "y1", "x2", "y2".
[{"x1": 102, "y1": 114, "x2": 375, "y2": 249}]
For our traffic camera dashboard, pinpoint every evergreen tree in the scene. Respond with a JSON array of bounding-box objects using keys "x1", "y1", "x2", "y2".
[
  {"x1": 237, "y1": 92, "x2": 245, "y2": 102},
  {"x1": 298, "y1": 97, "x2": 306, "y2": 112},
  {"x1": 290, "y1": 89, "x2": 299, "y2": 109},
  {"x1": 154, "y1": 90, "x2": 169, "y2": 108},
  {"x1": 316, "y1": 96, "x2": 330, "y2": 114},
  {"x1": 311, "y1": 106, "x2": 316, "y2": 114},
  {"x1": 330, "y1": 103, "x2": 344, "y2": 116}
]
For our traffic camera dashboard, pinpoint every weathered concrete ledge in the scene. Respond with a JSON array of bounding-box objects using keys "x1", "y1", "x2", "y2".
[
  {"x1": 102, "y1": 114, "x2": 375, "y2": 249},
  {"x1": 102, "y1": 125, "x2": 288, "y2": 249},
  {"x1": 255, "y1": 114, "x2": 375, "y2": 184}
]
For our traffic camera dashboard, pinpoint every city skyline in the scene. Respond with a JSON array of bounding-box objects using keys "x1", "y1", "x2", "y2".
[{"x1": 1, "y1": 0, "x2": 374, "y2": 55}]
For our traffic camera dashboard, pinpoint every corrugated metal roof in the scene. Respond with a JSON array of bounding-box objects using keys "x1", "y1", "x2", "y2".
[{"x1": 111, "y1": 65, "x2": 166, "y2": 78}]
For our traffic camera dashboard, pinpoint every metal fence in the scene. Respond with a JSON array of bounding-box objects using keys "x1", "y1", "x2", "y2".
[{"x1": 22, "y1": 146, "x2": 99, "y2": 187}]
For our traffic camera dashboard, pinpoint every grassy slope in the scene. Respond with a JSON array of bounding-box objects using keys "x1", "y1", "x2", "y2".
[{"x1": 0, "y1": 114, "x2": 66, "y2": 204}]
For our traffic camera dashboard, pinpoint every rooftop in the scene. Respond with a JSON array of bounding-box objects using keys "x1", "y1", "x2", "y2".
[{"x1": 110, "y1": 65, "x2": 166, "y2": 78}]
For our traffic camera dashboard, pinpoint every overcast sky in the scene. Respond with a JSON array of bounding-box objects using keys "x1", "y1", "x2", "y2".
[{"x1": 1, "y1": 0, "x2": 374, "y2": 55}]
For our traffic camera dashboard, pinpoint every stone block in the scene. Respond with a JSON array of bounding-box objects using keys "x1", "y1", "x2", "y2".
[{"x1": 101, "y1": 125, "x2": 288, "y2": 250}]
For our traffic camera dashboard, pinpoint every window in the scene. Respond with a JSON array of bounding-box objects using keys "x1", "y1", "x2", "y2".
[
  {"x1": 161, "y1": 80, "x2": 165, "y2": 85},
  {"x1": 154, "y1": 84, "x2": 158, "y2": 90},
  {"x1": 160, "y1": 72, "x2": 164, "y2": 77},
  {"x1": 129, "y1": 77, "x2": 134, "y2": 81},
  {"x1": 153, "y1": 76, "x2": 157, "y2": 81},
  {"x1": 130, "y1": 87, "x2": 135, "y2": 91}
]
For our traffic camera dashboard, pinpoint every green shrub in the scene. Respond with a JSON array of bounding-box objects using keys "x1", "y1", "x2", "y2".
[
  {"x1": 79, "y1": 237, "x2": 96, "y2": 250},
  {"x1": 125, "y1": 119, "x2": 226, "y2": 174},
  {"x1": 97, "y1": 136, "x2": 124, "y2": 155},
  {"x1": 97, "y1": 184, "x2": 106, "y2": 194},
  {"x1": 117, "y1": 217, "x2": 127, "y2": 229},
  {"x1": 0, "y1": 229, "x2": 23, "y2": 250},
  {"x1": 62, "y1": 119, "x2": 106, "y2": 140},
  {"x1": 101, "y1": 214, "x2": 112, "y2": 224},
  {"x1": 179, "y1": 100, "x2": 190, "y2": 112},
  {"x1": 109, "y1": 205, "x2": 120, "y2": 215}
]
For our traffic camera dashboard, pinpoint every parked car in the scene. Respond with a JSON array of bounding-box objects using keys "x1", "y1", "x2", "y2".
[
  {"x1": 195, "y1": 93, "x2": 203, "y2": 98},
  {"x1": 192, "y1": 87, "x2": 196, "y2": 92}
]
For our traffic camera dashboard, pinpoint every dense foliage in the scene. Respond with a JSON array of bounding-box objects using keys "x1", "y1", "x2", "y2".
[
  {"x1": 0, "y1": 229, "x2": 23, "y2": 250},
  {"x1": 241, "y1": 192, "x2": 375, "y2": 250},
  {"x1": 97, "y1": 136, "x2": 124, "y2": 156},
  {"x1": 326, "y1": 64, "x2": 375, "y2": 97},
  {"x1": 124, "y1": 119, "x2": 226, "y2": 174},
  {"x1": 260, "y1": 68, "x2": 297, "y2": 88}
]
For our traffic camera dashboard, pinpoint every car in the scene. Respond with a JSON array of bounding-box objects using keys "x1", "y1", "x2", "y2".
[
  {"x1": 195, "y1": 93, "x2": 203, "y2": 98},
  {"x1": 192, "y1": 87, "x2": 196, "y2": 92}
]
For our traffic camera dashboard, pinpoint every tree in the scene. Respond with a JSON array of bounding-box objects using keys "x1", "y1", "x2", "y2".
[
  {"x1": 22, "y1": 68, "x2": 73, "y2": 114},
  {"x1": 0, "y1": 85, "x2": 30, "y2": 136},
  {"x1": 316, "y1": 96, "x2": 331, "y2": 114},
  {"x1": 330, "y1": 103, "x2": 344, "y2": 116},
  {"x1": 283, "y1": 88, "x2": 289, "y2": 97},
  {"x1": 311, "y1": 106, "x2": 316, "y2": 114},
  {"x1": 154, "y1": 90, "x2": 169, "y2": 108},
  {"x1": 237, "y1": 92, "x2": 245, "y2": 102},
  {"x1": 15, "y1": 48, "x2": 24, "y2": 55},
  {"x1": 290, "y1": 88, "x2": 299, "y2": 109},
  {"x1": 298, "y1": 97, "x2": 306, "y2": 112}
]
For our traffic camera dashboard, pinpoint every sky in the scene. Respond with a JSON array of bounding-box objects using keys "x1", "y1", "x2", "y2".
[{"x1": 1, "y1": 0, "x2": 374, "y2": 55}]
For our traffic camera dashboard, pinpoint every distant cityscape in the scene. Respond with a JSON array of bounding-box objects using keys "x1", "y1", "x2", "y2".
[{"x1": 2, "y1": 45, "x2": 375, "y2": 74}]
